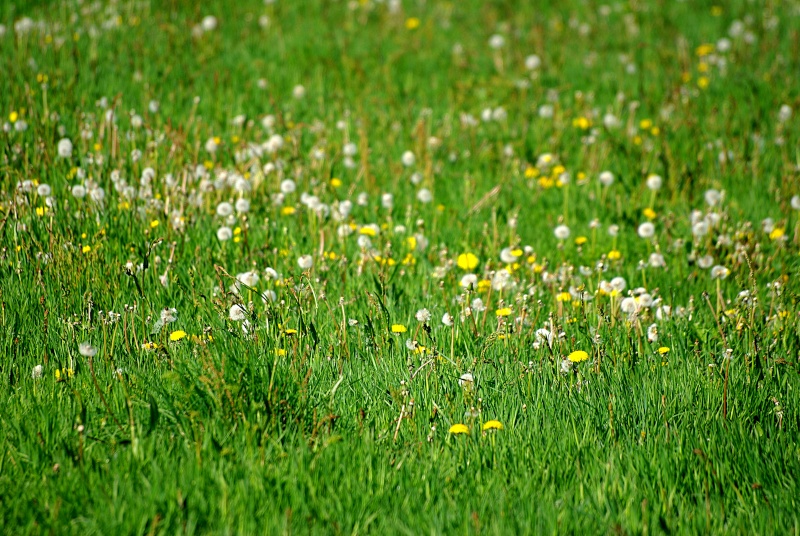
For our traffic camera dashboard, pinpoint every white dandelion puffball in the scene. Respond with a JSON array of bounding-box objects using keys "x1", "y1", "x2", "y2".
[
  {"x1": 292, "y1": 85, "x2": 306, "y2": 99},
  {"x1": 216, "y1": 201, "x2": 233, "y2": 217},
  {"x1": 297, "y1": 254, "x2": 313, "y2": 270},
  {"x1": 416, "y1": 188, "x2": 432, "y2": 204},
  {"x1": 637, "y1": 222, "x2": 655, "y2": 238},
  {"x1": 459, "y1": 372, "x2": 475, "y2": 388},
  {"x1": 415, "y1": 308, "x2": 431, "y2": 323},
  {"x1": 525, "y1": 54, "x2": 541, "y2": 70},
  {"x1": 78, "y1": 342, "x2": 98, "y2": 357},
  {"x1": 280, "y1": 179, "x2": 296, "y2": 194},
  {"x1": 791, "y1": 195, "x2": 800, "y2": 211},
  {"x1": 401, "y1": 151, "x2": 416, "y2": 167},
  {"x1": 599, "y1": 171, "x2": 614, "y2": 187},
  {"x1": 229, "y1": 304, "x2": 247, "y2": 321},
  {"x1": 201, "y1": 15, "x2": 218, "y2": 32},
  {"x1": 554, "y1": 225, "x2": 570, "y2": 240},
  {"x1": 488, "y1": 34, "x2": 505, "y2": 49},
  {"x1": 646, "y1": 174, "x2": 663, "y2": 191},
  {"x1": 57, "y1": 138, "x2": 73, "y2": 158},
  {"x1": 216, "y1": 226, "x2": 233, "y2": 241}
]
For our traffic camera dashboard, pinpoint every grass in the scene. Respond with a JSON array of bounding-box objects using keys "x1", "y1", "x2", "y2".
[{"x1": 1, "y1": 0, "x2": 799, "y2": 533}]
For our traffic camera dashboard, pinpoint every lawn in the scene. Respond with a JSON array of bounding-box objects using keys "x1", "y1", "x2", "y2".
[{"x1": 1, "y1": 0, "x2": 799, "y2": 533}]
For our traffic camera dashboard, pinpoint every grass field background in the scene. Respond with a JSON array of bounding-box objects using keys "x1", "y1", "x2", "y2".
[{"x1": 1, "y1": 0, "x2": 799, "y2": 533}]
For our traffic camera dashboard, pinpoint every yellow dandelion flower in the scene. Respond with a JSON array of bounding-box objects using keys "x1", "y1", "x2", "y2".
[
  {"x1": 695, "y1": 44, "x2": 715, "y2": 57},
  {"x1": 608, "y1": 250, "x2": 622, "y2": 260},
  {"x1": 391, "y1": 324, "x2": 407, "y2": 333},
  {"x1": 658, "y1": 346, "x2": 670, "y2": 355},
  {"x1": 275, "y1": 348, "x2": 287, "y2": 357},
  {"x1": 284, "y1": 328, "x2": 298, "y2": 335},
  {"x1": 169, "y1": 330, "x2": 187, "y2": 342},
  {"x1": 82, "y1": 245, "x2": 91, "y2": 254},
  {"x1": 482, "y1": 420, "x2": 503, "y2": 431},
  {"x1": 449, "y1": 424, "x2": 469, "y2": 435},
  {"x1": 769, "y1": 228, "x2": 785, "y2": 240},
  {"x1": 568, "y1": 350, "x2": 589, "y2": 363},
  {"x1": 330, "y1": 177, "x2": 342, "y2": 188},
  {"x1": 556, "y1": 292, "x2": 571, "y2": 302},
  {"x1": 405, "y1": 17, "x2": 420, "y2": 30},
  {"x1": 150, "y1": 219, "x2": 159, "y2": 228},
  {"x1": 643, "y1": 208, "x2": 656, "y2": 220},
  {"x1": 574, "y1": 236, "x2": 588, "y2": 246},
  {"x1": 359, "y1": 226, "x2": 377, "y2": 237},
  {"x1": 697, "y1": 77, "x2": 709, "y2": 89},
  {"x1": 281, "y1": 206, "x2": 296, "y2": 216},
  {"x1": 457, "y1": 253, "x2": 479, "y2": 270},
  {"x1": 495, "y1": 307, "x2": 512, "y2": 317}
]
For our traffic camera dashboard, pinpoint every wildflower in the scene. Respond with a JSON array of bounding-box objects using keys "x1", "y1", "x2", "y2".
[
  {"x1": 161, "y1": 308, "x2": 178, "y2": 323},
  {"x1": 637, "y1": 222, "x2": 655, "y2": 238},
  {"x1": 769, "y1": 227, "x2": 785, "y2": 241},
  {"x1": 297, "y1": 254, "x2": 313, "y2": 270},
  {"x1": 554, "y1": 225, "x2": 570, "y2": 240},
  {"x1": 488, "y1": 34, "x2": 505, "y2": 49},
  {"x1": 415, "y1": 308, "x2": 431, "y2": 323},
  {"x1": 525, "y1": 54, "x2": 541, "y2": 70},
  {"x1": 568, "y1": 350, "x2": 589, "y2": 363},
  {"x1": 401, "y1": 151, "x2": 416, "y2": 167},
  {"x1": 460, "y1": 273, "x2": 478, "y2": 288},
  {"x1": 442, "y1": 313, "x2": 454, "y2": 327},
  {"x1": 32, "y1": 365, "x2": 43, "y2": 379},
  {"x1": 78, "y1": 342, "x2": 98, "y2": 357},
  {"x1": 405, "y1": 17, "x2": 420, "y2": 29},
  {"x1": 495, "y1": 307, "x2": 512, "y2": 317},
  {"x1": 169, "y1": 330, "x2": 187, "y2": 342},
  {"x1": 229, "y1": 304, "x2": 247, "y2": 321},
  {"x1": 658, "y1": 346, "x2": 670, "y2": 355},
  {"x1": 599, "y1": 171, "x2": 614, "y2": 187},
  {"x1": 710, "y1": 265, "x2": 730, "y2": 279},
  {"x1": 391, "y1": 324, "x2": 408, "y2": 333},
  {"x1": 458, "y1": 372, "x2": 474, "y2": 388},
  {"x1": 217, "y1": 226, "x2": 233, "y2": 241},
  {"x1": 457, "y1": 253, "x2": 479, "y2": 270},
  {"x1": 482, "y1": 420, "x2": 503, "y2": 431},
  {"x1": 647, "y1": 323, "x2": 658, "y2": 342},
  {"x1": 449, "y1": 424, "x2": 470, "y2": 435},
  {"x1": 142, "y1": 342, "x2": 159, "y2": 351},
  {"x1": 646, "y1": 174, "x2": 663, "y2": 191},
  {"x1": 57, "y1": 138, "x2": 73, "y2": 158}
]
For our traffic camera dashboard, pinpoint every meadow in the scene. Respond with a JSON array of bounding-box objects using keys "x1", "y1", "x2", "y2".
[{"x1": 1, "y1": 0, "x2": 799, "y2": 533}]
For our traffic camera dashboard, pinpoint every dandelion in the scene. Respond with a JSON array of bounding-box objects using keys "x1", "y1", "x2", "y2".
[
  {"x1": 637, "y1": 222, "x2": 655, "y2": 238},
  {"x1": 401, "y1": 151, "x2": 416, "y2": 167},
  {"x1": 488, "y1": 34, "x2": 505, "y2": 49},
  {"x1": 78, "y1": 342, "x2": 98, "y2": 357},
  {"x1": 525, "y1": 54, "x2": 541, "y2": 70},
  {"x1": 442, "y1": 313, "x2": 454, "y2": 326},
  {"x1": 32, "y1": 365, "x2": 43, "y2": 379},
  {"x1": 599, "y1": 171, "x2": 614, "y2": 187},
  {"x1": 169, "y1": 330, "x2": 187, "y2": 342},
  {"x1": 457, "y1": 253, "x2": 479, "y2": 271},
  {"x1": 568, "y1": 350, "x2": 589, "y2": 363},
  {"x1": 458, "y1": 372, "x2": 474, "y2": 388},
  {"x1": 216, "y1": 226, "x2": 233, "y2": 241},
  {"x1": 554, "y1": 225, "x2": 570, "y2": 240},
  {"x1": 647, "y1": 323, "x2": 658, "y2": 342},
  {"x1": 658, "y1": 346, "x2": 670, "y2": 355},
  {"x1": 646, "y1": 174, "x2": 663, "y2": 191},
  {"x1": 57, "y1": 138, "x2": 73, "y2": 158},
  {"x1": 698, "y1": 255, "x2": 714, "y2": 269},
  {"x1": 292, "y1": 85, "x2": 306, "y2": 99},
  {"x1": 495, "y1": 307, "x2": 512, "y2": 317},
  {"x1": 482, "y1": 420, "x2": 503, "y2": 431},
  {"x1": 460, "y1": 273, "x2": 478, "y2": 288},
  {"x1": 391, "y1": 324, "x2": 408, "y2": 333},
  {"x1": 225, "y1": 303, "x2": 246, "y2": 321},
  {"x1": 791, "y1": 195, "x2": 800, "y2": 211},
  {"x1": 297, "y1": 254, "x2": 313, "y2": 270},
  {"x1": 415, "y1": 308, "x2": 431, "y2": 323},
  {"x1": 449, "y1": 424, "x2": 469, "y2": 435},
  {"x1": 710, "y1": 265, "x2": 730, "y2": 279}
]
